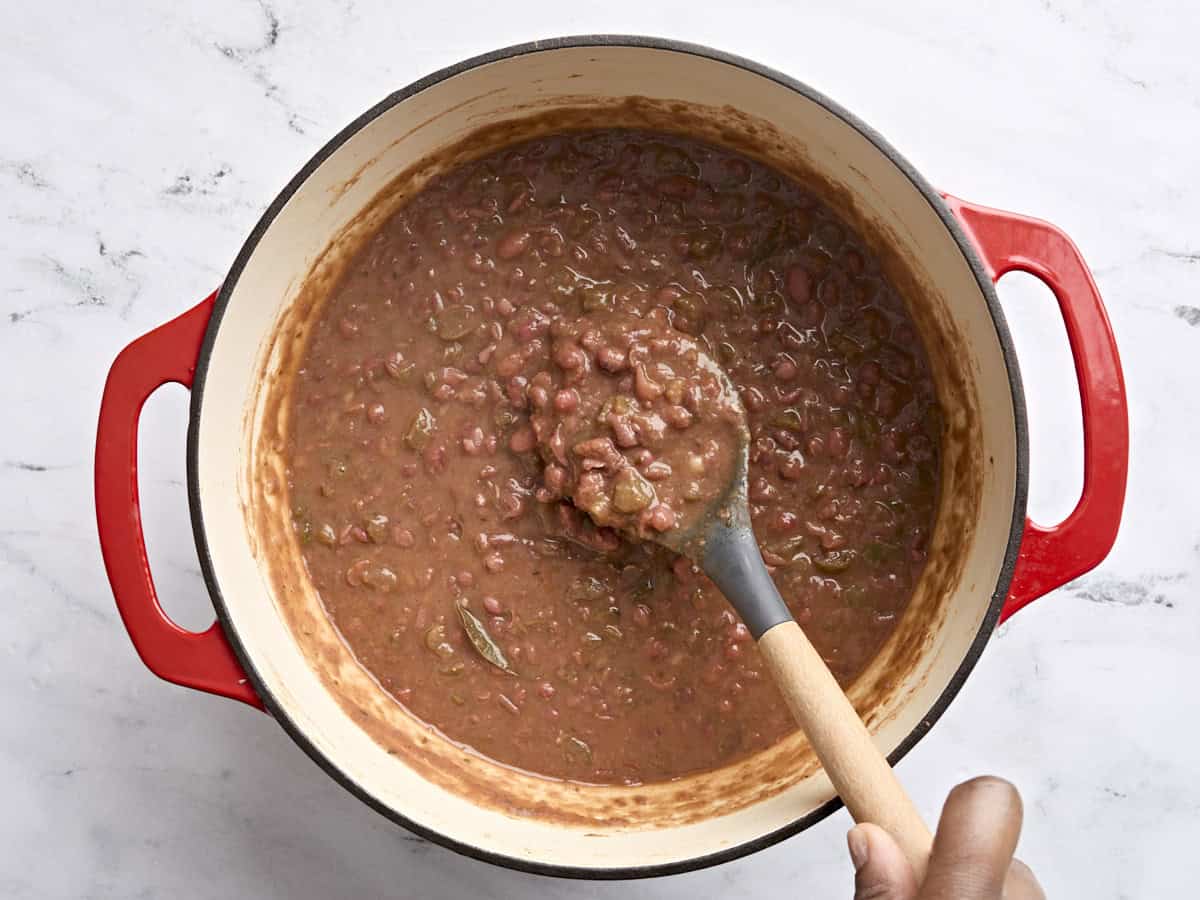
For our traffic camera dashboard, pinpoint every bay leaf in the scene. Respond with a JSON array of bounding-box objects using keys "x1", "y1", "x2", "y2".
[{"x1": 457, "y1": 603, "x2": 516, "y2": 676}]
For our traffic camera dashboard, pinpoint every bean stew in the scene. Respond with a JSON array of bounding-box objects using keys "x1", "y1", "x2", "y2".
[{"x1": 285, "y1": 129, "x2": 940, "y2": 784}]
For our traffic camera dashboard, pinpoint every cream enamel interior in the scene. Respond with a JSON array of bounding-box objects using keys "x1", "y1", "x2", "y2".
[{"x1": 193, "y1": 44, "x2": 1018, "y2": 871}]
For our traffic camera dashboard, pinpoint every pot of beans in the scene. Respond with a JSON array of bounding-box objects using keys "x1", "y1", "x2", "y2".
[{"x1": 95, "y1": 36, "x2": 1128, "y2": 878}]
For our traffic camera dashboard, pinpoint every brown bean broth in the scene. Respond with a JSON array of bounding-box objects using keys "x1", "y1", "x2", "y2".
[{"x1": 285, "y1": 129, "x2": 940, "y2": 784}]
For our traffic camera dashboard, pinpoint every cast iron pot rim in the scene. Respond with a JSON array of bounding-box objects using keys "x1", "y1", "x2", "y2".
[{"x1": 185, "y1": 34, "x2": 1030, "y2": 881}]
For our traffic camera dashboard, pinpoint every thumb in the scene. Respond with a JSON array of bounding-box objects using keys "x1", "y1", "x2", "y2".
[{"x1": 848, "y1": 824, "x2": 919, "y2": 900}]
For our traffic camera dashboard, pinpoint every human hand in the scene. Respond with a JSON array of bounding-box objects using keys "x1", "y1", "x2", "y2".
[{"x1": 848, "y1": 776, "x2": 1045, "y2": 899}]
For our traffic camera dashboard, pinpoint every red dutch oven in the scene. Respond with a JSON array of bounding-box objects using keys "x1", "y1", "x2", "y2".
[{"x1": 95, "y1": 37, "x2": 1127, "y2": 878}]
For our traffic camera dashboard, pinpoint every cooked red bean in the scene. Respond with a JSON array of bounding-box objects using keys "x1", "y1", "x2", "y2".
[
  {"x1": 643, "y1": 460, "x2": 673, "y2": 481},
  {"x1": 612, "y1": 419, "x2": 639, "y2": 449},
  {"x1": 596, "y1": 346, "x2": 628, "y2": 372},
  {"x1": 785, "y1": 264, "x2": 812, "y2": 304},
  {"x1": 643, "y1": 504, "x2": 677, "y2": 532},
  {"x1": 285, "y1": 129, "x2": 940, "y2": 785},
  {"x1": 554, "y1": 342, "x2": 587, "y2": 371},
  {"x1": 663, "y1": 405, "x2": 693, "y2": 430},
  {"x1": 508, "y1": 427, "x2": 536, "y2": 453},
  {"x1": 496, "y1": 230, "x2": 531, "y2": 260},
  {"x1": 633, "y1": 365, "x2": 664, "y2": 402},
  {"x1": 773, "y1": 357, "x2": 798, "y2": 381},
  {"x1": 553, "y1": 388, "x2": 580, "y2": 413},
  {"x1": 776, "y1": 452, "x2": 803, "y2": 481}
]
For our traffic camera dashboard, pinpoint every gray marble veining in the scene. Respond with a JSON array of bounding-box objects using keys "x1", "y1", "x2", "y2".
[{"x1": 3, "y1": 1, "x2": 1198, "y2": 897}]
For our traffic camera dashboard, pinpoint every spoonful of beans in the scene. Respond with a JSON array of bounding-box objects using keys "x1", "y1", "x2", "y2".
[{"x1": 531, "y1": 309, "x2": 933, "y2": 880}]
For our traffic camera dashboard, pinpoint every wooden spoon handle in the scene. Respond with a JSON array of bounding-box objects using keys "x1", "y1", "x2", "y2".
[{"x1": 758, "y1": 620, "x2": 933, "y2": 881}]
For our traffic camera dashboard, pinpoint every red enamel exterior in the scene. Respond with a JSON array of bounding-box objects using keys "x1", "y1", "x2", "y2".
[
  {"x1": 94, "y1": 198, "x2": 1127, "y2": 702},
  {"x1": 94, "y1": 293, "x2": 263, "y2": 709},
  {"x1": 944, "y1": 195, "x2": 1129, "y2": 621}
]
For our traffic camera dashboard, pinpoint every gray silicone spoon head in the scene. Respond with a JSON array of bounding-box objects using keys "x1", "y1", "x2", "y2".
[{"x1": 645, "y1": 355, "x2": 794, "y2": 640}]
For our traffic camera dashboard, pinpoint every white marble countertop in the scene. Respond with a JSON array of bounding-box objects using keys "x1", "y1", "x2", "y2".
[{"x1": 3, "y1": 1, "x2": 1197, "y2": 897}]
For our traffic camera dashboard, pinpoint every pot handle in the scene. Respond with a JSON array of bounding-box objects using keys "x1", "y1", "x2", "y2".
[
  {"x1": 95, "y1": 294, "x2": 262, "y2": 709},
  {"x1": 943, "y1": 195, "x2": 1128, "y2": 622}
]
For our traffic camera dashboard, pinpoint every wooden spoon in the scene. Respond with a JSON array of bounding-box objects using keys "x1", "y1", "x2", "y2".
[
  {"x1": 562, "y1": 344, "x2": 933, "y2": 880},
  {"x1": 663, "y1": 436, "x2": 932, "y2": 880}
]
